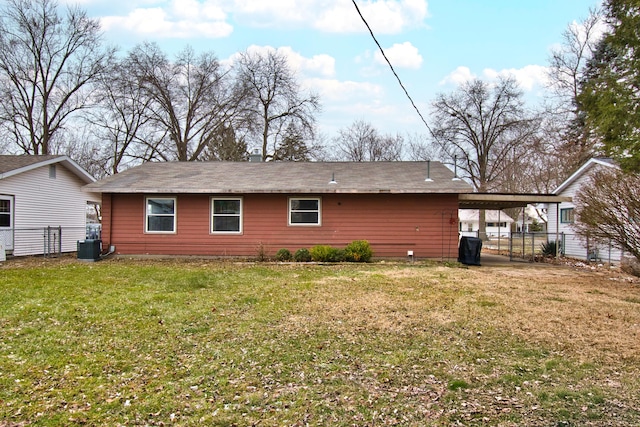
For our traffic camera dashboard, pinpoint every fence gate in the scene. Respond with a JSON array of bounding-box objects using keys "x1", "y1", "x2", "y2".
[{"x1": 44, "y1": 226, "x2": 62, "y2": 257}]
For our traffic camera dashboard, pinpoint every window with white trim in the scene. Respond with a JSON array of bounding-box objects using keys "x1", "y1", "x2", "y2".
[
  {"x1": 560, "y1": 208, "x2": 575, "y2": 224},
  {"x1": 0, "y1": 198, "x2": 11, "y2": 227},
  {"x1": 146, "y1": 197, "x2": 176, "y2": 233},
  {"x1": 487, "y1": 222, "x2": 507, "y2": 228},
  {"x1": 212, "y1": 198, "x2": 242, "y2": 233},
  {"x1": 289, "y1": 198, "x2": 321, "y2": 226}
]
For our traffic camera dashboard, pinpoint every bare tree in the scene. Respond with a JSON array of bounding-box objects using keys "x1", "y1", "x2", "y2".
[
  {"x1": 62, "y1": 124, "x2": 105, "y2": 179},
  {"x1": 85, "y1": 57, "x2": 158, "y2": 175},
  {"x1": 574, "y1": 167, "x2": 640, "y2": 263},
  {"x1": 128, "y1": 43, "x2": 243, "y2": 162},
  {"x1": 235, "y1": 50, "x2": 320, "y2": 161},
  {"x1": 548, "y1": 9, "x2": 603, "y2": 116},
  {"x1": 543, "y1": 8, "x2": 604, "y2": 174},
  {"x1": 333, "y1": 120, "x2": 404, "y2": 161},
  {"x1": 405, "y1": 133, "x2": 440, "y2": 161},
  {"x1": 0, "y1": 0, "x2": 115, "y2": 155},
  {"x1": 430, "y1": 77, "x2": 538, "y2": 238},
  {"x1": 430, "y1": 77, "x2": 538, "y2": 192}
]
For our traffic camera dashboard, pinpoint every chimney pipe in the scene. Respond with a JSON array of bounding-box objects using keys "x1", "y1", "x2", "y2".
[{"x1": 425, "y1": 160, "x2": 433, "y2": 182}]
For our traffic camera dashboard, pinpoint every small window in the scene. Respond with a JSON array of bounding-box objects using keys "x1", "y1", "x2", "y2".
[
  {"x1": 487, "y1": 222, "x2": 507, "y2": 228},
  {"x1": 0, "y1": 199, "x2": 11, "y2": 227},
  {"x1": 289, "y1": 198, "x2": 321, "y2": 226},
  {"x1": 49, "y1": 164, "x2": 56, "y2": 179},
  {"x1": 146, "y1": 197, "x2": 176, "y2": 233},
  {"x1": 212, "y1": 198, "x2": 242, "y2": 233},
  {"x1": 560, "y1": 208, "x2": 575, "y2": 224}
]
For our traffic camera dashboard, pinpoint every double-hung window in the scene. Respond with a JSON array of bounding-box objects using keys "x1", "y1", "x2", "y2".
[
  {"x1": 212, "y1": 198, "x2": 242, "y2": 233},
  {"x1": 146, "y1": 197, "x2": 176, "y2": 233},
  {"x1": 289, "y1": 198, "x2": 321, "y2": 226},
  {"x1": 560, "y1": 208, "x2": 575, "y2": 224},
  {"x1": 0, "y1": 198, "x2": 11, "y2": 227}
]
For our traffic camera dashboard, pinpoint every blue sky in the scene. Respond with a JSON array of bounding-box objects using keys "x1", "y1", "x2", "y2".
[{"x1": 74, "y1": 0, "x2": 602, "y2": 139}]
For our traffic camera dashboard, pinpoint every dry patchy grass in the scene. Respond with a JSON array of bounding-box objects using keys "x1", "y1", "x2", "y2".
[{"x1": 0, "y1": 256, "x2": 639, "y2": 426}]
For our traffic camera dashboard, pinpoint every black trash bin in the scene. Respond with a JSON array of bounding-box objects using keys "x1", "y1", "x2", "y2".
[
  {"x1": 458, "y1": 236, "x2": 482, "y2": 266},
  {"x1": 77, "y1": 239, "x2": 101, "y2": 261}
]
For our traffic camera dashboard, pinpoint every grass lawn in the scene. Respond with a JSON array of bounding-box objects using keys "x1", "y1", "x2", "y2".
[{"x1": 1, "y1": 257, "x2": 639, "y2": 426}]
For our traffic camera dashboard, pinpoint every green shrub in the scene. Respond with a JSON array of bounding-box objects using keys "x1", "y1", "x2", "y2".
[
  {"x1": 293, "y1": 248, "x2": 312, "y2": 262},
  {"x1": 275, "y1": 248, "x2": 292, "y2": 262},
  {"x1": 344, "y1": 240, "x2": 373, "y2": 262},
  {"x1": 541, "y1": 241, "x2": 560, "y2": 257},
  {"x1": 310, "y1": 245, "x2": 344, "y2": 262},
  {"x1": 332, "y1": 248, "x2": 346, "y2": 263}
]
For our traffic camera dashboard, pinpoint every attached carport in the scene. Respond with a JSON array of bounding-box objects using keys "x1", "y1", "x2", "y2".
[{"x1": 458, "y1": 193, "x2": 572, "y2": 262}]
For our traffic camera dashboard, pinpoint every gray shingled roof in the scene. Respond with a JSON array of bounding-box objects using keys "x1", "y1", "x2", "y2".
[
  {"x1": 0, "y1": 155, "x2": 61, "y2": 174},
  {"x1": 84, "y1": 161, "x2": 473, "y2": 194},
  {"x1": 0, "y1": 155, "x2": 95, "y2": 183}
]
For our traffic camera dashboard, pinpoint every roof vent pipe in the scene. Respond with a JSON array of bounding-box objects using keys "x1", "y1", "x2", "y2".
[
  {"x1": 249, "y1": 149, "x2": 262, "y2": 162},
  {"x1": 425, "y1": 160, "x2": 433, "y2": 182},
  {"x1": 329, "y1": 172, "x2": 337, "y2": 185},
  {"x1": 452, "y1": 155, "x2": 461, "y2": 181}
]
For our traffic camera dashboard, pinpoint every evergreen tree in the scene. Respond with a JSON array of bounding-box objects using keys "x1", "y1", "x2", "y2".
[
  {"x1": 274, "y1": 123, "x2": 311, "y2": 161},
  {"x1": 578, "y1": 0, "x2": 640, "y2": 172}
]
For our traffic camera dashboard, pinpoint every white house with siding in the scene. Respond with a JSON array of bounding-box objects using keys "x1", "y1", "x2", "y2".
[
  {"x1": 459, "y1": 209, "x2": 514, "y2": 237},
  {"x1": 0, "y1": 155, "x2": 100, "y2": 257},
  {"x1": 547, "y1": 158, "x2": 624, "y2": 263}
]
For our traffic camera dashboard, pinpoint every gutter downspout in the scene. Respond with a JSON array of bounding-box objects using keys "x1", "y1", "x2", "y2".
[{"x1": 106, "y1": 193, "x2": 114, "y2": 255}]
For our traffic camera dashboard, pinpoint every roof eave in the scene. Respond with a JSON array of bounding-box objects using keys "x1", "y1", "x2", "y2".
[
  {"x1": 553, "y1": 158, "x2": 618, "y2": 194},
  {"x1": 83, "y1": 187, "x2": 474, "y2": 195},
  {"x1": 458, "y1": 193, "x2": 571, "y2": 210},
  {"x1": 1, "y1": 155, "x2": 95, "y2": 183}
]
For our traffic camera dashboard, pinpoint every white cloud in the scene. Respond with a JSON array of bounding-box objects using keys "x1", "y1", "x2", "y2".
[
  {"x1": 99, "y1": 0, "x2": 232, "y2": 39},
  {"x1": 374, "y1": 42, "x2": 423, "y2": 69},
  {"x1": 224, "y1": 45, "x2": 336, "y2": 78},
  {"x1": 231, "y1": 0, "x2": 306, "y2": 26},
  {"x1": 307, "y1": 78, "x2": 391, "y2": 135},
  {"x1": 566, "y1": 18, "x2": 608, "y2": 48},
  {"x1": 316, "y1": 0, "x2": 429, "y2": 34},
  {"x1": 96, "y1": 0, "x2": 429, "y2": 40},
  {"x1": 440, "y1": 65, "x2": 549, "y2": 91},
  {"x1": 306, "y1": 78, "x2": 383, "y2": 102},
  {"x1": 273, "y1": 47, "x2": 336, "y2": 78},
  {"x1": 439, "y1": 66, "x2": 476, "y2": 86},
  {"x1": 483, "y1": 65, "x2": 549, "y2": 91},
  {"x1": 232, "y1": 0, "x2": 429, "y2": 34}
]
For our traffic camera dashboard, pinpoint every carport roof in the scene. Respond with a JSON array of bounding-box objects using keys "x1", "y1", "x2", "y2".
[{"x1": 458, "y1": 193, "x2": 571, "y2": 210}]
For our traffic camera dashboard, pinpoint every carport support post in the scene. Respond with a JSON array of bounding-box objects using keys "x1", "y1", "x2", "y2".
[
  {"x1": 498, "y1": 210, "x2": 501, "y2": 253},
  {"x1": 555, "y1": 203, "x2": 560, "y2": 259},
  {"x1": 521, "y1": 207, "x2": 525, "y2": 259}
]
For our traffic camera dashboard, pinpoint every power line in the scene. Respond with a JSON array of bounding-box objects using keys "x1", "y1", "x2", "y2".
[{"x1": 350, "y1": 0, "x2": 436, "y2": 138}]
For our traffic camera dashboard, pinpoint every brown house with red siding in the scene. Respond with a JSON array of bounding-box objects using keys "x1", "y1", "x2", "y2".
[{"x1": 83, "y1": 161, "x2": 473, "y2": 259}]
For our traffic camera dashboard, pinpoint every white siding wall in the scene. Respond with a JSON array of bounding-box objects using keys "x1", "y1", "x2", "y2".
[
  {"x1": 0, "y1": 164, "x2": 100, "y2": 256},
  {"x1": 458, "y1": 210, "x2": 513, "y2": 237},
  {"x1": 459, "y1": 222, "x2": 511, "y2": 237},
  {"x1": 548, "y1": 163, "x2": 624, "y2": 263}
]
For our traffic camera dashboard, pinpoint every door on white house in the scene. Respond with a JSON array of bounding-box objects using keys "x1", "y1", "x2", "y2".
[{"x1": 0, "y1": 195, "x2": 14, "y2": 252}]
